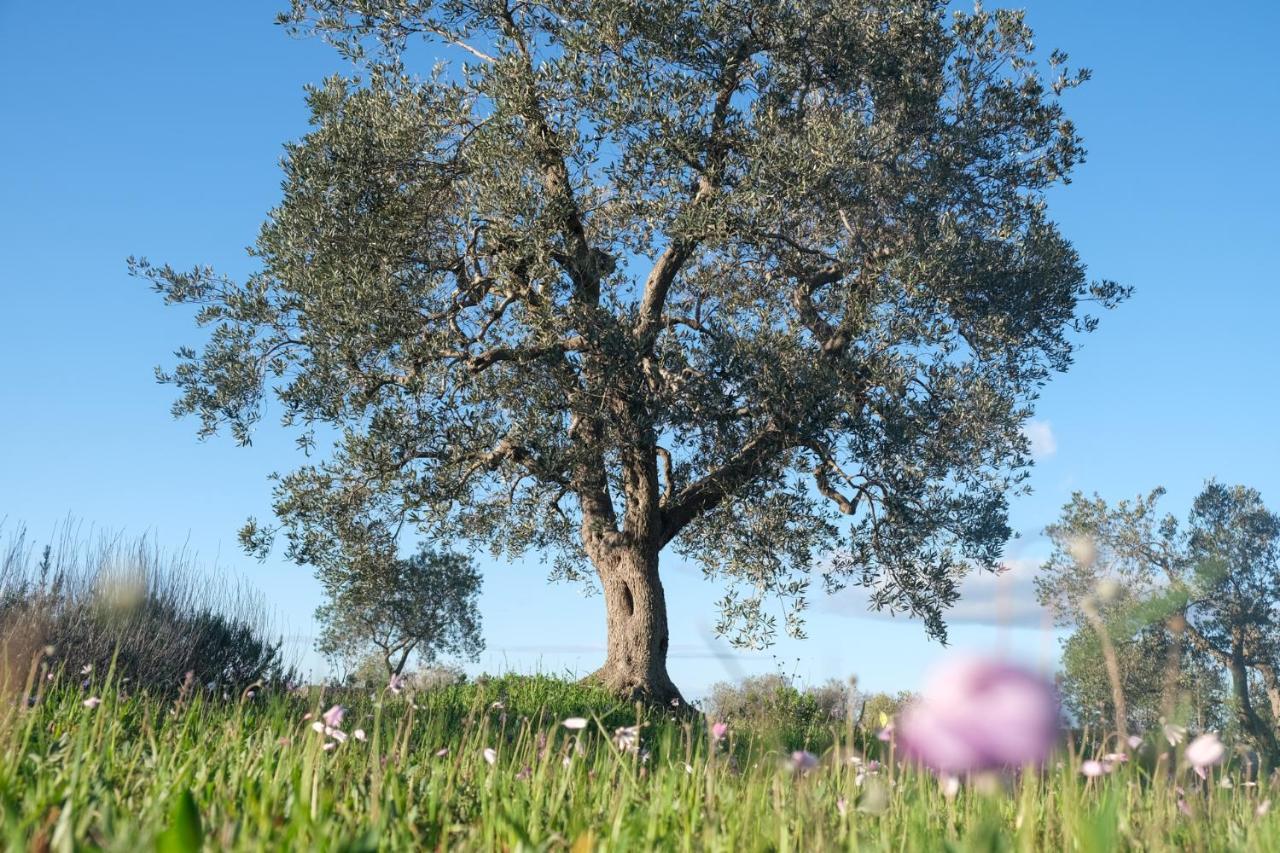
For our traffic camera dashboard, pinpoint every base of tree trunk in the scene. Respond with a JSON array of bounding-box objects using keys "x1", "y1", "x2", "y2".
[{"x1": 583, "y1": 662, "x2": 686, "y2": 708}]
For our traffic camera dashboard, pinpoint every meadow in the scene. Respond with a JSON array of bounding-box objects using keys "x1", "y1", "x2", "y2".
[{"x1": 2, "y1": 665, "x2": 1276, "y2": 852}]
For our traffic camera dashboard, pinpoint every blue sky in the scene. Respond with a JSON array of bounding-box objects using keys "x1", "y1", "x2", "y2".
[{"x1": 2, "y1": 1, "x2": 1277, "y2": 699}]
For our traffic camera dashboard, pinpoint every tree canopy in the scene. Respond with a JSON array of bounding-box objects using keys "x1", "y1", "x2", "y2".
[
  {"x1": 315, "y1": 546, "x2": 484, "y2": 676},
  {"x1": 1038, "y1": 483, "x2": 1280, "y2": 760},
  {"x1": 134, "y1": 0, "x2": 1124, "y2": 700}
]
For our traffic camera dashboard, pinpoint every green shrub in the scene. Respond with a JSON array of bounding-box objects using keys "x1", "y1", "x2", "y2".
[
  {"x1": 704, "y1": 673, "x2": 855, "y2": 752},
  {"x1": 0, "y1": 524, "x2": 293, "y2": 694}
]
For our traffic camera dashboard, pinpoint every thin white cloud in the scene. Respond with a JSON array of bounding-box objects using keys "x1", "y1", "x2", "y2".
[
  {"x1": 1022, "y1": 420, "x2": 1057, "y2": 460},
  {"x1": 822, "y1": 557, "x2": 1050, "y2": 629}
]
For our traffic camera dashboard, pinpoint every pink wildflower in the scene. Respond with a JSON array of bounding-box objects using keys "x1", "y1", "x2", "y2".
[
  {"x1": 1186, "y1": 733, "x2": 1225, "y2": 773},
  {"x1": 896, "y1": 656, "x2": 1059, "y2": 774},
  {"x1": 940, "y1": 774, "x2": 961, "y2": 798}
]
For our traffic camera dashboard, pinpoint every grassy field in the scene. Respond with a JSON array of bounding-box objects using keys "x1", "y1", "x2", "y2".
[{"x1": 1, "y1": 669, "x2": 1276, "y2": 851}]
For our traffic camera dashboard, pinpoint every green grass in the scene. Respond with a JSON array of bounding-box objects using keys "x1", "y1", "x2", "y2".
[{"x1": 1, "y1": 670, "x2": 1277, "y2": 851}]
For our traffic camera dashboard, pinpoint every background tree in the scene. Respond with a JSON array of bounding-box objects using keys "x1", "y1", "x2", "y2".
[
  {"x1": 857, "y1": 690, "x2": 919, "y2": 734},
  {"x1": 1037, "y1": 483, "x2": 1280, "y2": 761},
  {"x1": 315, "y1": 547, "x2": 483, "y2": 677},
  {"x1": 1057, "y1": 622, "x2": 1229, "y2": 737},
  {"x1": 133, "y1": 0, "x2": 1125, "y2": 702}
]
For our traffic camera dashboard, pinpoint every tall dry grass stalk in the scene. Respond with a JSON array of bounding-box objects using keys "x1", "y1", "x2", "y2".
[{"x1": 0, "y1": 520, "x2": 295, "y2": 696}]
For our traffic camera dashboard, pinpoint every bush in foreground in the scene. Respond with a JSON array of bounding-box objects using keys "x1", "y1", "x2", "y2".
[{"x1": 0, "y1": 525, "x2": 293, "y2": 694}]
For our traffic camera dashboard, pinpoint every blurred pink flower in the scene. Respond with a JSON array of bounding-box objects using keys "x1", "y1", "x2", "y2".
[
  {"x1": 1163, "y1": 722, "x2": 1187, "y2": 746},
  {"x1": 1177, "y1": 798, "x2": 1193, "y2": 817},
  {"x1": 435, "y1": 747, "x2": 449, "y2": 758},
  {"x1": 322, "y1": 742, "x2": 336, "y2": 751},
  {"x1": 1081, "y1": 760, "x2": 1108, "y2": 778},
  {"x1": 613, "y1": 726, "x2": 641, "y2": 754},
  {"x1": 1127, "y1": 734, "x2": 1143, "y2": 749},
  {"x1": 876, "y1": 723, "x2": 894, "y2": 742},
  {"x1": 896, "y1": 656, "x2": 1059, "y2": 774},
  {"x1": 711, "y1": 721, "x2": 729, "y2": 742},
  {"x1": 1102, "y1": 752, "x2": 1128, "y2": 763},
  {"x1": 940, "y1": 774, "x2": 961, "y2": 798},
  {"x1": 322, "y1": 705, "x2": 345, "y2": 728},
  {"x1": 353, "y1": 729, "x2": 367, "y2": 742},
  {"x1": 790, "y1": 751, "x2": 819, "y2": 772},
  {"x1": 483, "y1": 747, "x2": 497, "y2": 765},
  {"x1": 311, "y1": 721, "x2": 347, "y2": 743},
  {"x1": 1186, "y1": 733, "x2": 1225, "y2": 772},
  {"x1": 836, "y1": 796, "x2": 848, "y2": 817},
  {"x1": 82, "y1": 696, "x2": 101, "y2": 709},
  {"x1": 388, "y1": 674, "x2": 406, "y2": 694},
  {"x1": 562, "y1": 717, "x2": 588, "y2": 730}
]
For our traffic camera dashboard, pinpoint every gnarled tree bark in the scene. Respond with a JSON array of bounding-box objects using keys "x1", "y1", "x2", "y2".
[{"x1": 586, "y1": 542, "x2": 680, "y2": 704}]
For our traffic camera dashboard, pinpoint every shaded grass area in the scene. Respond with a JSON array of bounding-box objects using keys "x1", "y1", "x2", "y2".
[{"x1": 2, "y1": 670, "x2": 1279, "y2": 850}]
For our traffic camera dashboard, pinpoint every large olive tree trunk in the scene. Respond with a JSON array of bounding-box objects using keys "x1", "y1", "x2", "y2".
[{"x1": 585, "y1": 542, "x2": 682, "y2": 705}]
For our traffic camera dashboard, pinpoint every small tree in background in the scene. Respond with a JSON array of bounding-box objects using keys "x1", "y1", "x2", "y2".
[
  {"x1": 316, "y1": 547, "x2": 483, "y2": 677},
  {"x1": 135, "y1": 0, "x2": 1125, "y2": 701},
  {"x1": 1037, "y1": 482, "x2": 1280, "y2": 761},
  {"x1": 1057, "y1": 622, "x2": 1229, "y2": 736}
]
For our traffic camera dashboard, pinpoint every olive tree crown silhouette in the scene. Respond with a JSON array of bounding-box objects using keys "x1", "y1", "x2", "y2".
[{"x1": 133, "y1": 0, "x2": 1127, "y2": 702}]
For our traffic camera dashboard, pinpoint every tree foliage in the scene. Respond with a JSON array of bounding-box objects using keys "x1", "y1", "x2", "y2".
[
  {"x1": 1037, "y1": 483, "x2": 1280, "y2": 758},
  {"x1": 316, "y1": 546, "x2": 483, "y2": 676},
  {"x1": 1057, "y1": 622, "x2": 1229, "y2": 736},
  {"x1": 133, "y1": 0, "x2": 1124, "y2": 694}
]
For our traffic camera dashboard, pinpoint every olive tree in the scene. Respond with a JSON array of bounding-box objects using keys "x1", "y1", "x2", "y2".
[
  {"x1": 1057, "y1": 621, "x2": 1229, "y2": 736},
  {"x1": 315, "y1": 546, "x2": 483, "y2": 677},
  {"x1": 133, "y1": 0, "x2": 1124, "y2": 702},
  {"x1": 1037, "y1": 484, "x2": 1280, "y2": 760}
]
